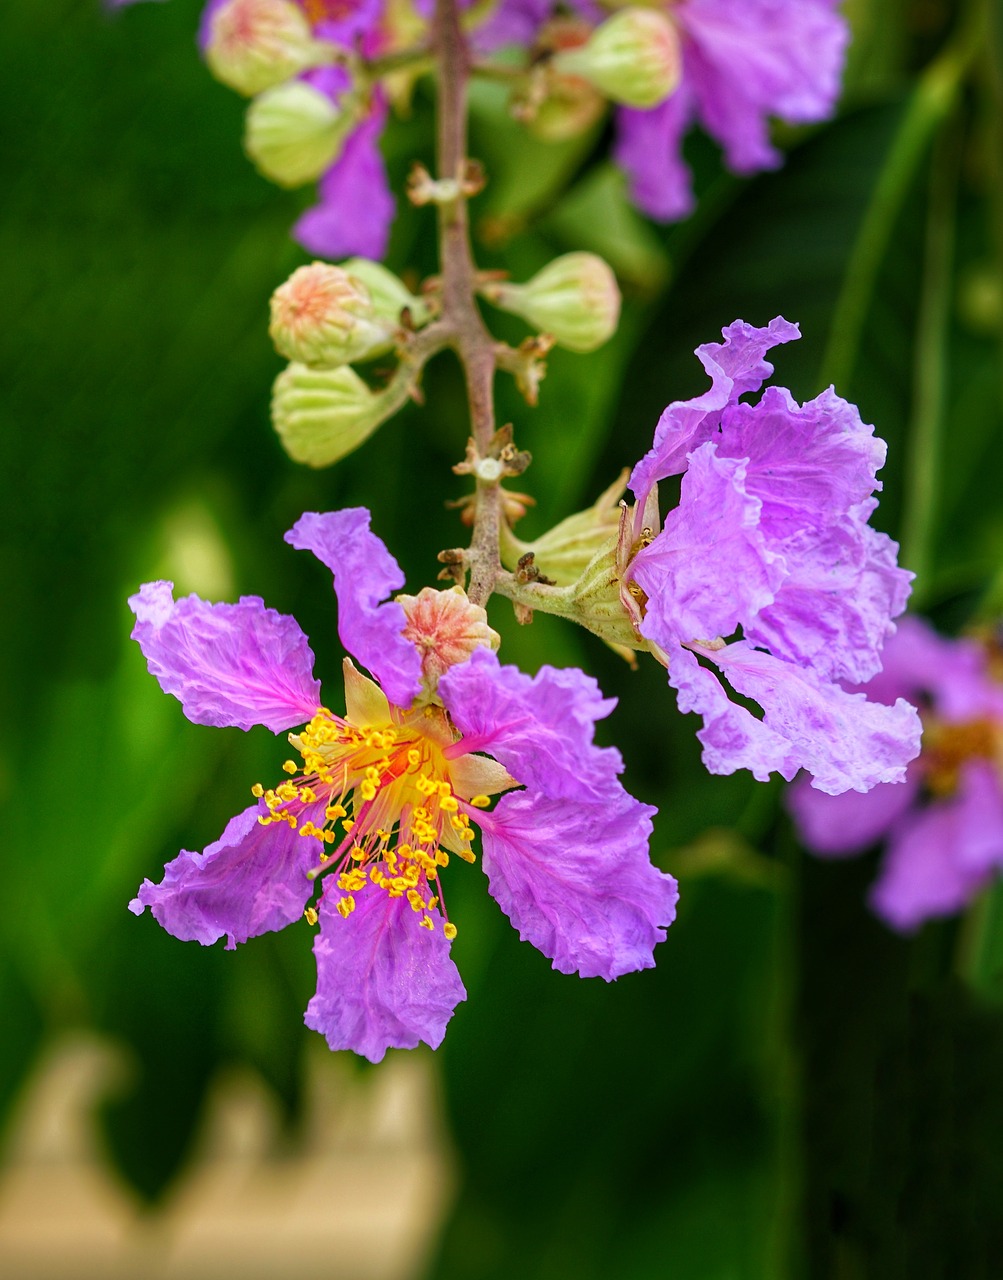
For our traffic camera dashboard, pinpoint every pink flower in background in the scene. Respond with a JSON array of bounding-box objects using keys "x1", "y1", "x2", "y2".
[
  {"x1": 128, "y1": 508, "x2": 677, "y2": 1062},
  {"x1": 788, "y1": 617, "x2": 1003, "y2": 932},
  {"x1": 614, "y1": 0, "x2": 849, "y2": 220}
]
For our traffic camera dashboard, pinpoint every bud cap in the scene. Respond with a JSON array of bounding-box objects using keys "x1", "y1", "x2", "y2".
[
  {"x1": 553, "y1": 9, "x2": 682, "y2": 110},
  {"x1": 244, "y1": 81, "x2": 354, "y2": 188},
  {"x1": 269, "y1": 263, "x2": 396, "y2": 367},
  {"x1": 206, "y1": 0, "x2": 328, "y2": 98}
]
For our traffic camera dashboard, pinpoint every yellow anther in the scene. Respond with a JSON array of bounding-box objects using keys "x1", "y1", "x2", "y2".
[
  {"x1": 370, "y1": 867, "x2": 383, "y2": 884},
  {"x1": 251, "y1": 783, "x2": 265, "y2": 798},
  {"x1": 365, "y1": 765, "x2": 381, "y2": 782},
  {"x1": 299, "y1": 786, "x2": 317, "y2": 804},
  {"x1": 407, "y1": 889, "x2": 424, "y2": 911},
  {"x1": 439, "y1": 796, "x2": 459, "y2": 813},
  {"x1": 326, "y1": 804, "x2": 346, "y2": 821},
  {"x1": 443, "y1": 922, "x2": 457, "y2": 941},
  {"x1": 427, "y1": 896, "x2": 439, "y2": 910},
  {"x1": 469, "y1": 795, "x2": 491, "y2": 809},
  {"x1": 257, "y1": 814, "x2": 272, "y2": 826},
  {"x1": 323, "y1": 830, "x2": 336, "y2": 844},
  {"x1": 419, "y1": 915, "x2": 434, "y2": 931},
  {"x1": 336, "y1": 895, "x2": 356, "y2": 919},
  {"x1": 436, "y1": 850, "x2": 450, "y2": 868},
  {"x1": 304, "y1": 907, "x2": 319, "y2": 926},
  {"x1": 277, "y1": 782, "x2": 298, "y2": 801},
  {"x1": 458, "y1": 826, "x2": 475, "y2": 841},
  {"x1": 282, "y1": 760, "x2": 298, "y2": 775},
  {"x1": 285, "y1": 813, "x2": 298, "y2": 830},
  {"x1": 319, "y1": 850, "x2": 329, "y2": 862},
  {"x1": 407, "y1": 748, "x2": 421, "y2": 766},
  {"x1": 438, "y1": 781, "x2": 452, "y2": 798},
  {"x1": 456, "y1": 846, "x2": 476, "y2": 863},
  {"x1": 343, "y1": 819, "x2": 355, "y2": 832},
  {"x1": 350, "y1": 845, "x2": 366, "y2": 861},
  {"x1": 360, "y1": 780, "x2": 377, "y2": 802}
]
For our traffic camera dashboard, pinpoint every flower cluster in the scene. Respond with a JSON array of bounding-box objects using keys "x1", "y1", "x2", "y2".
[
  {"x1": 789, "y1": 617, "x2": 1003, "y2": 932},
  {"x1": 129, "y1": 508, "x2": 678, "y2": 1062},
  {"x1": 558, "y1": 318, "x2": 921, "y2": 795}
]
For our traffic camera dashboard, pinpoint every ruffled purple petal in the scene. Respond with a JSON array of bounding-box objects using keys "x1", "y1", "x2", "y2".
[
  {"x1": 629, "y1": 317, "x2": 800, "y2": 505},
  {"x1": 479, "y1": 788, "x2": 676, "y2": 980},
  {"x1": 438, "y1": 648, "x2": 624, "y2": 802},
  {"x1": 129, "y1": 801, "x2": 322, "y2": 950},
  {"x1": 869, "y1": 763, "x2": 1003, "y2": 931},
  {"x1": 310, "y1": 0, "x2": 386, "y2": 47},
  {"x1": 787, "y1": 765, "x2": 921, "y2": 857},
  {"x1": 305, "y1": 884, "x2": 466, "y2": 1062},
  {"x1": 672, "y1": 641, "x2": 921, "y2": 794},
  {"x1": 285, "y1": 509, "x2": 422, "y2": 709},
  {"x1": 614, "y1": 91, "x2": 697, "y2": 223},
  {"x1": 471, "y1": 0, "x2": 553, "y2": 52},
  {"x1": 680, "y1": 0, "x2": 848, "y2": 173},
  {"x1": 632, "y1": 444, "x2": 784, "y2": 644},
  {"x1": 293, "y1": 107, "x2": 394, "y2": 261},
  {"x1": 129, "y1": 581, "x2": 322, "y2": 732}
]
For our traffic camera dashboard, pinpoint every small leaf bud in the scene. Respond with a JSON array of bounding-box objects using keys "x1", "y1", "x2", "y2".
[
  {"x1": 552, "y1": 9, "x2": 682, "y2": 110},
  {"x1": 269, "y1": 263, "x2": 396, "y2": 368},
  {"x1": 480, "y1": 252, "x2": 621, "y2": 354},
  {"x1": 205, "y1": 0, "x2": 328, "y2": 98},
  {"x1": 244, "y1": 81, "x2": 354, "y2": 188},
  {"x1": 271, "y1": 363, "x2": 395, "y2": 467},
  {"x1": 340, "y1": 259, "x2": 435, "y2": 329}
]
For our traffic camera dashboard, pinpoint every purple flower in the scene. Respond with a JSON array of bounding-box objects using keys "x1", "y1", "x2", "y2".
[
  {"x1": 618, "y1": 318, "x2": 920, "y2": 795},
  {"x1": 788, "y1": 617, "x2": 1003, "y2": 931},
  {"x1": 614, "y1": 0, "x2": 849, "y2": 220},
  {"x1": 129, "y1": 509, "x2": 677, "y2": 1061}
]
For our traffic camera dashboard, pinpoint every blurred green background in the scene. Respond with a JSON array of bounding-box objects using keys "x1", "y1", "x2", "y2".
[{"x1": 2, "y1": 0, "x2": 1003, "y2": 1275}]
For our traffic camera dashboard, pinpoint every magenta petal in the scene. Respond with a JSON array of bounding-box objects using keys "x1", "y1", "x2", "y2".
[
  {"x1": 294, "y1": 109, "x2": 395, "y2": 261},
  {"x1": 129, "y1": 581, "x2": 322, "y2": 732},
  {"x1": 438, "y1": 648, "x2": 623, "y2": 802},
  {"x1": 704, "y1": 641, "x2": 922, "y2": 793},
  {"x1": 868, "y1": 771, "x2": 1003, "y2": 932},
  {"x1": 285, "y1": 509, "x2": 421, "y2": 709},
  {"x1": 129, "y1": 801, "x2": 322, "y2": 950},
  {"x1": 787, "y1": 766, "x2": 921, "y2": 858},
  {"x1": 629, "y1": 317, "x2": 800, "y2": 504},
  {"x1": 633, "y1": 443, "x2": 784, "y2": 644},
  {"x1": 614, "y1": 92, "x2": 696, "y2": 223},
  {"x1": 480, "y1": 789, "x2": 676, "y2": 980},
  {"x1": 305, "y1": 886, "x2": 466, "y2": 1063}
]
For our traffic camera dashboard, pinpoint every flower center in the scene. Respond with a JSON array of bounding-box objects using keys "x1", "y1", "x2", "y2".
[
  {"x1": 253, "y1": 707, "x2": 489, "y2": 937},
  {"x1": 923, "y1": 716, "x2": 1001, "y2": 796}
]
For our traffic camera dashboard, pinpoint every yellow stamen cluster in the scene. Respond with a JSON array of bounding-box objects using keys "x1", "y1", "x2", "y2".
[
  {"x1": 924, "y1": 716, "x2": 1001, "y2": 796},
  {"x1": 251, "y1": 705, "x2": 484, "y2": 940}
]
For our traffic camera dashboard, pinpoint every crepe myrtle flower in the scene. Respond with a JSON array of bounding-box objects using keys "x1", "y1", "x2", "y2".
[
  {"x1": 561, "y1": 317, "x2": 920, "y2": 795},
  {"x1": 128, "y1": 508, "x2": 678, "y2": 1063},
  {"x1": 613, "y1": 0, "x2": 849, "y2": 222},
  {"x1": 788, "y1": 617, "x2": 1003, "y2": 932}
]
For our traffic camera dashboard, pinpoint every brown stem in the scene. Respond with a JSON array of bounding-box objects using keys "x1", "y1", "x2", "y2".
[{"x1": 433, "y1": 0, "x2": 503, "y2": 608}]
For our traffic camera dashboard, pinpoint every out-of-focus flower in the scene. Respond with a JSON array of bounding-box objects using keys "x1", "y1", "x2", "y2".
[
  {"x1": 128, "y1": 509, "x2": 678, "y2": 1062},
  {"x1": 574, "y1": 317, "x2": 920, "y2": 795},
  {"x1": 788, "y1": 617, "x2": 1003, "y2": 931},
  {"x1": 613, "y1": 0, "x2": 849, "y2": 221}
]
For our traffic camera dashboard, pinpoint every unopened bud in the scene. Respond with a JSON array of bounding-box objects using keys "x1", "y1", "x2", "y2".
[
  {"x1": 341, "y1": 259, "x2": 435, "y2": 329},
  {"x1": 398, "y1": 586, "x2": 501, "y2": 692},
  {"x1": 271, "y1": 363, "x2": 395, "y2": 467},
  {"x1": 527, "y1": 74, "x2": 605, "y2": 142},
  {"x1": 480, "y1": 252, "x2": 621, "y2": 353},
  {"x1": 205, "y1": 0, "x2": 328, "y2": 98},
  {"x1": 244, "y1": 81, "x2": 354, "y2": 188},
  {"x1": 269, "y1": 263, "x2": 395, "y2": 368},
  {"x1": 553, "y1": 9, "x2": 682, "y2": 110},
  {"x1": 501, "y1": 471, "x2": 627, "y2": 584}
]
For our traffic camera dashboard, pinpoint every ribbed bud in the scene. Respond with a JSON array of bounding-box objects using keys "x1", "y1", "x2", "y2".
[
  {"x1": 552, "y1": 9, "x2": 682, "y2": 110},
  {"x1": 501, "y1": 471, "x2": 627, "y2": 584},
  {"x1": 244, "y1": 81, "x2": 354, "y2": 188},
  {"x1": 269, "y1": 263, "x2": 396, "y2": 368},
  {"x1": 399, "y1": 586, "x2": 501, "y2": 693},
  {"x1": 340, "y1": 259, "x2": 435, "y2": 329},
  {"x1": 480, "y1": 252, "x2": 621, "y2": 353},
  {"x1": 205, "y1": 0, "x2": 327, "y2": 98},
  {"x1": 271, "y1": 363, "x2": 394, "y2": 467}
]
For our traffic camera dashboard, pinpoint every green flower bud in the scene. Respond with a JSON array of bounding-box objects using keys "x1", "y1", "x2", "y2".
[
  {"x1": 341, "y1": 259, "x2": 435, "y2": 329},
  {"x1": 269, "y1": 263, "x2": 397, "y2": 368},
  {"x1": 271, "y1": 363, "x2": 395, "y2": 467},
  {"x1": 501, "y1": 470, "x2": 627, "y2": 584},
  {"x1": 480, "y1": 252, "x2": 621, "y2": 354},
  {"x1": 553, "y1": 9, "x2": 682, "y2": 110},
  {"x1": 244, "y1": 81, "x2": 354, "y2": 188},
  {"x1": 205, "y1": 0, "x2": 328, "y2": 98}
]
